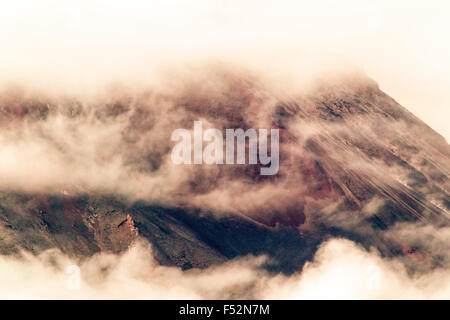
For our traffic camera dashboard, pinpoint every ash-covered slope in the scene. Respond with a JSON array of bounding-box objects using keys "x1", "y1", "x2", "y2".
[{"x1": 0, "y1": 68, "x2": 448, "y2": 274}]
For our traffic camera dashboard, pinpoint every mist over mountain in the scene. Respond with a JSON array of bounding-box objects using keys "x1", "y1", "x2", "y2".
[{"x1": 0, "y1": 63, "x2": 448, "y2": 298}]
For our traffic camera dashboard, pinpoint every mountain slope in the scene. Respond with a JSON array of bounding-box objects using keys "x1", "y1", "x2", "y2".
[{"x1": 0, "y1": 69, "x2": 448, "y2": 274}]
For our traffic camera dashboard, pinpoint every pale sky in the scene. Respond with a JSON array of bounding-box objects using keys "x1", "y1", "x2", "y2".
[{"x1": 0, "y1": 0, "x2": 448, "y2": 140}]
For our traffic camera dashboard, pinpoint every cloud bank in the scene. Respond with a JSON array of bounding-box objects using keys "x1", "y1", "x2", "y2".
[{"x1": 1, "y1": 238, "x2": 449, "y2": 299}]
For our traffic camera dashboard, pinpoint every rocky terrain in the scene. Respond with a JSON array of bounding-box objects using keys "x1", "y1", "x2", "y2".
[{"x1": 0, "y1": 68, "x2": 448, "y2": 275}]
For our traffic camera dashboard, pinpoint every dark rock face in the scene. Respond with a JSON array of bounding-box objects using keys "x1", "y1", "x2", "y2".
[
  {"x1": 0, "y1": 70, "x2": 448, "y2": 274},
  {"x1": 0, "y1": 193, "x2": 319, "y2": 273}
]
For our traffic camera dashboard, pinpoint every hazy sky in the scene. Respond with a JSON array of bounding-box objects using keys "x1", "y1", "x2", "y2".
[{"x1": 0, "y1": 0, "x2": 448, "y2": 140}]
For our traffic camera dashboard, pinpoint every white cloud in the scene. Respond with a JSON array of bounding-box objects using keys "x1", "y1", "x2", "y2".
[{"x1": 1, "y1": 238, "x2": 449, "y2": 299}]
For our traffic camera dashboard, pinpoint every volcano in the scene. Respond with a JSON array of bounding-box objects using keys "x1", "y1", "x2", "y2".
[{"x1": 0, "y1": 67, "x2": 448, "y2": 275}]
